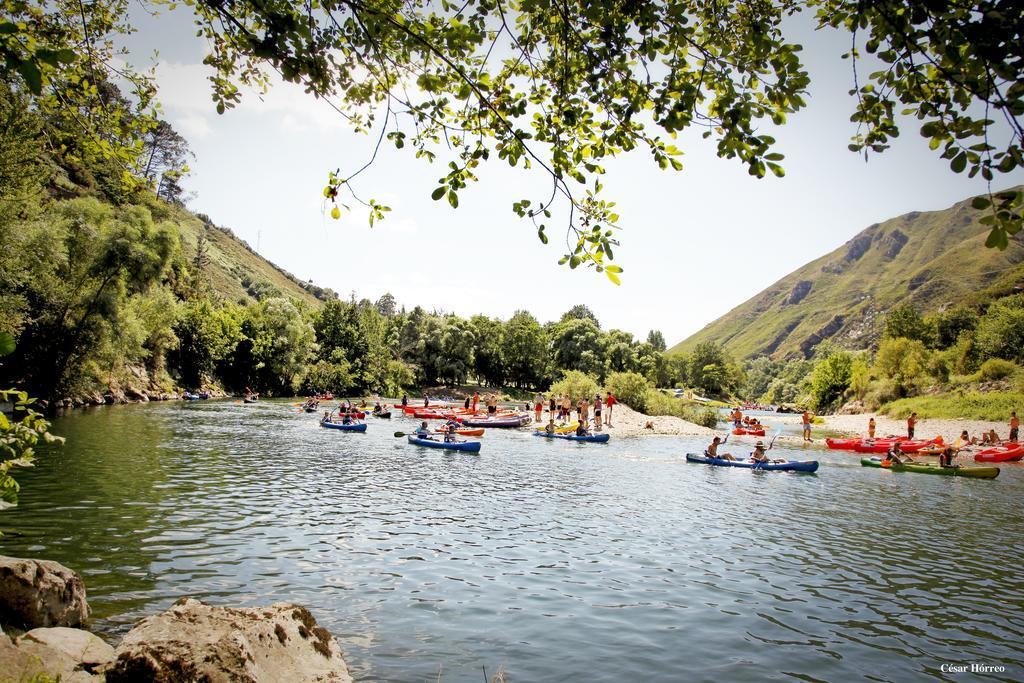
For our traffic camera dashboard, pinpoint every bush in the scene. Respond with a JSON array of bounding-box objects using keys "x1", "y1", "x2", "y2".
[
  {"x1": 978, "y1": 358, "x2": 1017, "y2": 382},
  {"x1": 809, "y1": 349, "x2": 852, "y2": 412},
  {"x1": 644, "y1": 390, "x2": 721, "y2": 428},
  {"x1": 604, "y1": 371, "x2": 652, "y2": 412},
  {"x1": 548, "y1": 370, "x2": 600, "y2": 403}
]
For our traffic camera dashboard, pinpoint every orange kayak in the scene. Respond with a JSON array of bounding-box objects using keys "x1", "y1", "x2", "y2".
[{"x1": 436, "y1": 428, "x2": 485, "y2": 437}]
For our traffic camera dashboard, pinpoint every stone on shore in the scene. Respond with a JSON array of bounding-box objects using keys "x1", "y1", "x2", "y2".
[
  {"x1": 20, "y1": 626, "x2": 115, "y2": 671},
  {"x1": 0, "y1": 630, "x2": 101, "y2": 682},
  {"x1": 0, "y1": 555, "x2": 90, "y2": 629},
  {"x1": 103, "y1": 598, "x2": 353, "y2": 683}
]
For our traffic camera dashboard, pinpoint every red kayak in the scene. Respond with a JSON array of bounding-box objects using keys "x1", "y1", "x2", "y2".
[
  {"x1": 732, "y1": 427, "x2": 766, "y2": 436},
  {"x1": 975, "y1": 444, "x2": 1024, "y2": 463},
  {"x1": 825, "y1": 438, "x2": 861, "y2": 450},
  {"x1": 852, "y1": 437, "x2": 942, "y2": 454}
]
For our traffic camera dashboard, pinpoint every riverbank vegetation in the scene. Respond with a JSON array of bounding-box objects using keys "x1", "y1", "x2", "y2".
[{"x1": 731, "y1": 298, "x2": 1024, "y2": 421}]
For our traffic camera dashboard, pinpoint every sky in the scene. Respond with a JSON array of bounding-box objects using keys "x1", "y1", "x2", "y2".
[{"x1": 124, "y1": 6, "x2": 1024, "y2": 347}]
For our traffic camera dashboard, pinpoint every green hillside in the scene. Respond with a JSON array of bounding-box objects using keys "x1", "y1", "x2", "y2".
[
  {"x1": 671, "y1": 188, "x2": 1024, "y2": 359},
  {"x1": 151, "y1": 200, "x2": 332, "y2": 306}
]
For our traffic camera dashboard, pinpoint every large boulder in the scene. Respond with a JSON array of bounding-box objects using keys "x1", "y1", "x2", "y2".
[
  {"x1": 104, "y1": 598, "x2": 353, "y2": 683},
  {"x1": 0, "y1": 555, "x2": 90, "y2": 629},
  {"x1": 20, "y1": 627, "x2": 115, "y2": 672},
  {"x1": 0, "y1": 630, "x2": 100, "y2": 682}
]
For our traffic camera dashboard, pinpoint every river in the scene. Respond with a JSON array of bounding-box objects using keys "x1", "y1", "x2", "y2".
[{"x1": 2, "y1": 399, "x2": 1022, "y2": 681}]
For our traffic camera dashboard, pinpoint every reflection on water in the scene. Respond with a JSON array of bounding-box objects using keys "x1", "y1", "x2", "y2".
[{"x1": 2, "y1": 400, "x2": 1023, "y2": 681}]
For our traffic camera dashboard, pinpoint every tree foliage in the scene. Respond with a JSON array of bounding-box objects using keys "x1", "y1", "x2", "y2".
[{"x1": 5, "y1": 0, "x2": 1020, "y2": 276}]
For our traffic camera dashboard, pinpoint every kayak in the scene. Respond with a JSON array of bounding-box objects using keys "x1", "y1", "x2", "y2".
[
  {"x1": 535, "y1": 422, "x2": 578, "y2": 434},
  {"x1": 371, "y1": 411, "x2": 392, "y2": 419},
  {"x1": 407, "y1": 435, "x2": 481, "y2": 453},
  {"x1": 435, "y1": 427, "x2": 485, "y2": 437},
  {"x1": 334, "y1": 411, "x2": 366, "y2": 419},
  {"x1": 825, "y1": 438, "x2": 861, "y2": 450},
  {"x1": 243, "y1": 398, "x2": 258, "y2": 404},
  {"x1": 534, "y1": 432, "x2": 610, "y2": 443},
  {"x1": 974, "y1": 444, "x2": 1024, "y2": 463},
  {"x1": 461, "y1": 415, "x2": 530, "y2": 428},
  {"x1": 731, "y1": 428, "x2": 766, "y2": 436},
  {"x1": 860, "y1": 457, "x2": 998, "y2": 479},
  {"x1": 853, "y1": 438, "x2": 943, "y2": 454},
  {"x1": 184, "y1": 393, "x2": 200, "y2": 401},
  {"x1": 685, "y1": 453, "x2": 818, "y2": 473},
  {"x1": 320, "y1": 421, "x2": 367, "y2": 432}
]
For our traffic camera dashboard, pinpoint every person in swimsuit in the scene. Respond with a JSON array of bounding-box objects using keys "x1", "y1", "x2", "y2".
[
  {"x1": 593, "y1": 395, "x2": 602, "y2": 430},
  {"x1": 706, "y1": 436, "x2": 736, "y2": 461},
  {"x1": 868, "y1": 417, "x2": 876, "y2": 438}
]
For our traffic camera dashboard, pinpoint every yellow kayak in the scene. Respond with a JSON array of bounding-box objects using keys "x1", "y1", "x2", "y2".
[{"x1": 535, "y1": 422, "x2": 578, "y2": 434}]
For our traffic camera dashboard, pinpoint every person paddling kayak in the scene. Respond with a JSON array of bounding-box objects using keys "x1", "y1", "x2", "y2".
[
  {"x1": 414, "y1": 421, "x2": 431, "y2": 438},
  {"x1": 882, "y1": 443, "x2": 911, "y2": 467},
  {"x1": 706, "y1": 436, "x2": 736, "y2": 461}
]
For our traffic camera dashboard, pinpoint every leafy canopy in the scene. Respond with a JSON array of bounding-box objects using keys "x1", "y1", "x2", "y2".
[{"x1": 3, "y1": 0, "x2": 1022, "y2": 276}]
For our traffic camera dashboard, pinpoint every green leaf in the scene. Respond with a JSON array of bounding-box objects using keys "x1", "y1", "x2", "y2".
[
  {"x1": 0, "y1": 332, "x2": 13, "y2": 357},
  {"x1": 18, "y1": 60, "x2": 42, "y2": 95},
  {"x1": 971, "y1": 196, "x2": 991, "y2": 210},
  {"x1": 447, "y1": 190, "x2": 459, "y2": 208},
  {"x1": 985, "y1": 228, "x2": 1009, "y2": 250},
  {"x1": 605, "y1": 269, "x2": 621, "y2": 285},
  {"x1": 431, "y1": 187, "x2": 446, "y2": 201},
  {"x1": 950, "y1": 152, "x2": 967, "y2": 173}
]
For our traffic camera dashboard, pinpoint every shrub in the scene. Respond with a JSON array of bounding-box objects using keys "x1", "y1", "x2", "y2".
[
  {"x1": 548, "y1": 370, "x2": 600, "y2": 403},
  {"x1": 644, "y1": 390, "x2": 721, "y2": 428},
  {"x1": 604, "y1": 371, "x2": 652, "y2": 412},
  {"x1": 809, "y1": 349, "x2": 852, "y2": 412},
  {"x1": 978, "y1": 358, "x2": 1017, "y2": 382}
]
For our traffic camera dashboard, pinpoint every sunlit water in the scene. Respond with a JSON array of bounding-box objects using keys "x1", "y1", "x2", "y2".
[{"x1": 3, "y1": 400, "x2": 1023, "y2": 681}]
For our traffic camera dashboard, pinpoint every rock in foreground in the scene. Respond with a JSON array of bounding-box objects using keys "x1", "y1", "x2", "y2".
[
  {"x1": 0, "y1": 555, "x2": 90, "y2": 629},
  {"x1": 104, "y1": 598, "x2": 353, "y2": 683}
]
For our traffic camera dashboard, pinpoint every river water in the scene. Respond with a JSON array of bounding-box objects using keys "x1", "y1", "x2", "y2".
[{"x1": 2, "y1": 399, "x2": 1022, "y2": 681}]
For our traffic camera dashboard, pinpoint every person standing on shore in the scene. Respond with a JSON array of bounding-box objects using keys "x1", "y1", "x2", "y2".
[
  {"x1": 868, "y1": 417, "x2": 876, "y2": 439},
  {"x1": 1010, "y1": 411, "x2": 1019, "y2": 442},
  {"x1": 534, "y1": 393, "x2": 544, "y2": 423},
  {"x1": 579, "y1": 398, "x2": 589, "y2": 426},
  {"x1": 605, "y1": 392, "x2": 616, "y2": 426},
  {"x1": 801, "y1": 410, "x2": 812, "y2": 442},
  {"x1": 549, "y1": 394, "x2": 557, "y2": 421},
  {"x1": 563, "y1": 394, "x2": 573, "y2": 422},
  {"x1": 593, "y1": 394, "x2": 602, "y2": 431},
  {"x1": 472, "y1": 391, "x2": 479, "y2": 413},
  {"x1": 907, "y1": 412, "x2": 917, "y2": 440}
]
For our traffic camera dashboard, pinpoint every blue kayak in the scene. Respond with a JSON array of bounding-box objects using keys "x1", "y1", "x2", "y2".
[
  {"x1": 685, "y1": 453, "x2": 818, "y2": 473},
  {"x1": 407, "y1": 435, "x2": 481, "y2": 453},
  {"x1": 320, "y1": 421, "x2": 367, "y2": 432},
  {"x1": 534, "y1": 432, "x2": 610, "y2": 443}
]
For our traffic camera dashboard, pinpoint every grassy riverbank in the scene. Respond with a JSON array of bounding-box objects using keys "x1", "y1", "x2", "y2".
[{"x1": 880, "y1": 391, "x2": 1023, "y2": 421}]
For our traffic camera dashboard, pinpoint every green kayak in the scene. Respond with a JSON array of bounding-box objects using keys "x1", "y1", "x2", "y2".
[{"x1": 860, "y1": 457, "x2": 999, "y2": 479}]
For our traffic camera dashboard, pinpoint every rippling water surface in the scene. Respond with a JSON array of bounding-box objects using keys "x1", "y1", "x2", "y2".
[{"x1": 3, "y1": 400, "x2": 1023, "y2": 681}]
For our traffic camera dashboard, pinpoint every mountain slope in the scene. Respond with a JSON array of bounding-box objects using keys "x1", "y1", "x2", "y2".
[
  {"x1": 671, "y1": 188, "x2": 1024, "y2": 359},
  {"x1": 149, "y1": 199, "x2": 334, "y2": 306}
]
